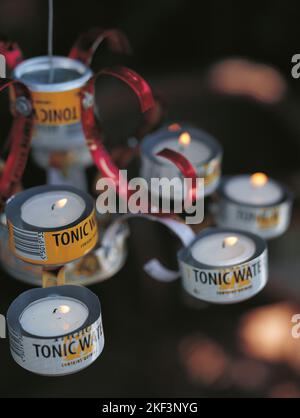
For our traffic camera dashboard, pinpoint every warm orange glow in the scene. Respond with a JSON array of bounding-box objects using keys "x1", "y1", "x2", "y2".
[
  {"x1": 250, "y1": 172, "x2": 268, "y2": 187},
  {"x1": 58, "y1": 305, "x2": 70, "y2": 314},
  {"x1": 239, "y1": 303, "x2": 294, "y2": 363},
  {"x1": 168, "y1": 123, "x2": 181, "y2": 132},
  {"x1": 179, "y1": 132, "x2": 191, "y2": 147},
  {"x1": 179, "y1": 335, "x2": 228, "y2": 386},
  {"x1": 208, "y1": 58, "x2": 287, "y2": 104},
  {"x1": 223, "y1": 236, "x2": 238, "y2": 248},
  {"x1": 56, "y1": 198, "x2": 68, "y2": 209}
]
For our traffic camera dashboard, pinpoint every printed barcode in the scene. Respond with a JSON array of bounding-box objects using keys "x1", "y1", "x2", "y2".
[{"x1": 12, "y1": 225, "x2": 47, "y2": 261}]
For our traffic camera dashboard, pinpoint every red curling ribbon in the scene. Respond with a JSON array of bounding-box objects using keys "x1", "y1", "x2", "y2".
[
  {"x1": 0, "y1": 79, "x2": 33, "y2": 211},
  {"x1": 81, "y1": 66, "x2": 198, "y2": 209},
  {"x1": 0, "y1": 37, "x2": 23, "y2": 71},
  {"x1": 69, "y1": 28, "x2": 132, "y2": 67},
  {"x1": 81, "y1": 66, "x2": 154, "y2": 200},
  {"x1": 112, "y1": 91, "x2": 168, "y2": 168},
  {"x1": 100, "y1": 67, "x2": 153, "y2": 113},
  {"x1": 70, "y1": 28, "x2": 165, "y2": 169},
  {"x1": 156, "y1": 148, "x2": 198, "y2": 204}
]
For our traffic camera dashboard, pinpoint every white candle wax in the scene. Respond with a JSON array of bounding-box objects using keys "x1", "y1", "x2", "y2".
[
  {"x1": 20, "y1": 297, "x2": 89, "y2": 337},
  {"x1": 191, "y1": 232, "x2": 256, "y2": 267},
  {"x1": 153, "y1": 134, "x2": 211, "y2": 166},
  {"x1": 225, "y1": 174, "x2": 283, "y2": 206},
  {"x1": 21, "y1": 191, "x2": 85, "y2": 228}
]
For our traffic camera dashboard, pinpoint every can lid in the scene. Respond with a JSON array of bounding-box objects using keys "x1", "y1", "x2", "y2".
[
  {"x1": 13, "y1": 56, "x2": 92, "y2": 92},
  {"x1": 7, "y1": 285, "x2": 101, "y2": 340},
  {"x1": 140, "y1": 124, "x2": 223, "y2": 167},
  {"x1": 178, "y1": 227, "x2": 267, "y2": 270}
]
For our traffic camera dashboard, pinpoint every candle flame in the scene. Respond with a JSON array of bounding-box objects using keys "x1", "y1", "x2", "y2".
[
  {"x1": 179, "y1": 132, "x2": 191, "y2": 147},
  {"x1": 168, "y1": 123, "x2": 181, "y2": 132},
  {"x1": 250, "y1": 172, "x2": 268, "y2": 187},
  {"x1": 58, "y1": 305, "x2": 70, "y2": 314},
  {"x1": 223, "y1": 236, "x2": 238, "y2": 248},
  {"x1": 53, "y1": 198, "x2": 68, "y2": 210}
]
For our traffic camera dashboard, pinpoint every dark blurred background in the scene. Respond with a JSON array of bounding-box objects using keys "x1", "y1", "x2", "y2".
[
  {"x1": 1, "y1": 0, "x2": 300, "y2": 74},
  {"x1": 1, "y1": 0, "x2": 300, "y2": 398}
]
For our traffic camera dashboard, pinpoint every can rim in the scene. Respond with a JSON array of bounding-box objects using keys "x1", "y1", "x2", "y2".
[
  {"x1": 5, "y1": 185, "x2": 95, "y2": 233},
  {"x1": 218, "y1": 175, "x2": 293, "y2": 208},
  {"x1": 178, "y1": 226, "x2": 267, "y2": 270},
  {"x1": 140, "y1": 125, "x2": 223, "y2": 168},
  {"x1": 7, "y1": 285, "x2": 101, "y2": 340},
  {"x1": 13, "y1": 56, "x2": 92, "y2": 92}
]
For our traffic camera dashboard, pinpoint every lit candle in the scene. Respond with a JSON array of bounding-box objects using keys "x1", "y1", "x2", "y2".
[
  {"x1": 191, "y1": 232, "x2": 255, "y2": 267},
  {"x1": 178, "y1": 228, "x2": 268, "y2": 304},
  {"x1": 20, "y1": 297, "x2": 89, "y2": 337},
  {"x1": 6, "y1": 185, "x2": 98, "y2": 265},
  {"x1": 7, "y1": 285, "x2": 104, "y2": 376},
  {"x1": 154, "y1": 131, "x2": 212, "y2": 168},
  {"x1": 224, "y1": 173, "x2": 283, "y2": 206},
  {"x1": 216, "y1": 173, "x2": 292, "y2": 239},
  {"x1": 21, "y1": 190, "x2": 85, "y2": 228},
  {"x1": 140, "y1": 124, "x2": 222, "y2": 197}
]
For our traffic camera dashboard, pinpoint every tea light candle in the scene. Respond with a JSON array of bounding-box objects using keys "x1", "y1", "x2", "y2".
[
  {"x1": 153, "y1": 132, "x2": 212, "y2": 168},
  {"x1": 140, "y1": 124, "x2": 222, "y2": 198},
  {"x1": 178, "y1": 228, "x2": 268, "y2": 304},
  {"x1": 7, "y1": 285, "x2": 104, "y2": 376},
  {"x1": 215, "y1": 173, "x2": 292, "y2": 239},
  {"x1": 191, "y1": 232, "x2": 255, "y2": 267},
  {"x1": 21, "y1": 190, "x2": 85, "y2": 228},
  {"x1": 5, "y1": 185, "x2": 98, "y2": 265},
  {"x1": 224, "y1": 173, "x2": 283, "y2": 205},
  {"x1": 20, "y1": 297, "x2": 89, "y2": 337}
]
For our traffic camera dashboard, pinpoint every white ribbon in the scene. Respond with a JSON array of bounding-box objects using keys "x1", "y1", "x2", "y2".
[{"x1": 99, "y1": 214, "x2": 195, "y2": 282}]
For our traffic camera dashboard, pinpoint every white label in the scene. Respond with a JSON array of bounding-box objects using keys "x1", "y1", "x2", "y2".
[
  {"x1": 217, "y1": 200, "x2": 291, "y2": 239},
  {"x1": 142, "y1": 217, "x2": 195, "y2": 281},
  {"x1": 9, "y1": 317, "x2": 104, "y2": 376},
  {"x1": 143, "y1": 259, "x2": 180, "y2": 281},
  {"x1": 100, "y1": 214, "x2": 195, "y2": 282},
  {"x1": 180, "y1": 251, "x2": 268, "y2": 304}
]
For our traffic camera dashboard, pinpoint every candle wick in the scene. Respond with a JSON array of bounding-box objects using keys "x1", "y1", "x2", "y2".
[
  {"x1": 51, "y1": 203, "x2": 56, "y2": 211},
  {"x1": 53, "y1": 308, "x2": 58, "y2": 314}
]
